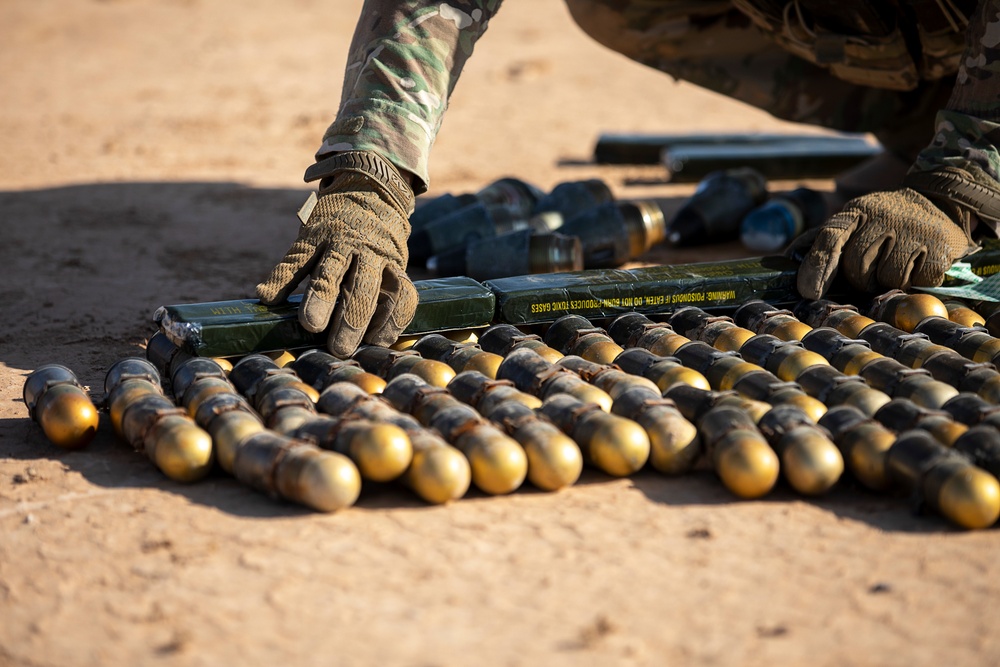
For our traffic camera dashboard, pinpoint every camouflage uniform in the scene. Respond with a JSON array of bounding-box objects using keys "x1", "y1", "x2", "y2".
[{"x1": 320, "y1": 0, "x2": 1000, "y2": 191}]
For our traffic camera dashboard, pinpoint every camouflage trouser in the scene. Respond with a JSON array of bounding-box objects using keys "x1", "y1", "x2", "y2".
[{"x1": 562, "y1": 0, "x2": 954, "y2": 159}]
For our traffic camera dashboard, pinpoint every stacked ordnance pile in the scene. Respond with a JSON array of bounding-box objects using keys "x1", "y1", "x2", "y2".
[{"x1": 24, "y1": 291, "x2": 1000, "y2": 529}]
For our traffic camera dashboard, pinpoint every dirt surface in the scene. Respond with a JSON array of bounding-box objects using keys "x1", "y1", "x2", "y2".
[{"x1": 2, "y1": 2, "x2": 998, "y2": 665}]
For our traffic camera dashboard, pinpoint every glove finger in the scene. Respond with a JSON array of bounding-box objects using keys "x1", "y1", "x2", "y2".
[
  {"x1": 363, "y1": 266, "x2": 419, "y2": 348},
  {"x1": 841, "y1": 227, "x2": 896, "y2": 293},
  {"x1": 796, "y1": 210, "x2": 863, "y2": 300},
  {"x1": 327, "y1": 257, "x2": 386, "y2": 358},
  {"x1": 299, "y1": 250, "x2": 350, "y2": 334},
  {"x1": 256, "y1": 237, "x2": 320, "y2": 305}
]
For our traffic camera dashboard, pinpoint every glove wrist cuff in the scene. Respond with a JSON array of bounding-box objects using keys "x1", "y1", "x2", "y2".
[
  {"x1": 904, "y1": 166, "x2": 1000, "y2": 230},
  {"x1": 304, "y1": 150, "x2": 415, "y2": 215}
]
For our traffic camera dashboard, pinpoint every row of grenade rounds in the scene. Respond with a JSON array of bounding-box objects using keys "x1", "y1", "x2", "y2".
[{"x1": 21, "y1": 291, "x2": 1000, "y2": 527}]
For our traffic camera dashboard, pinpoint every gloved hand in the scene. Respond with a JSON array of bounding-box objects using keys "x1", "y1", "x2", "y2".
[
  {"x1": 257, "y1": 150, "x2": 418, "y2": 357},
  {"x1": 797, "y1": 185, "x2": 978, "y2": 300}
]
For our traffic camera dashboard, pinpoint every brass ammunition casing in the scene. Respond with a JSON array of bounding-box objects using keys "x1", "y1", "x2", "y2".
[
  {"x1": 108, "y1": 379, "x2": 161, "y2": 437},
  {"x1": 712, "y1": 359, "x2": 762, "y2": 392},
  {"x1": 275, "y1": 444, "x2": 362, "y2": 512},
  {"x1": 757, "y1": 405, "x2": 843, "y2": 495},
  {"x1": 456, "y1": 350, "x2": 504, "y2": 379},
  {"x1": 944, "y1": 301, "x2": 986, "y2": 328},
  {"x1": 448, "y1": 370, "x2": 544, "y2": 412},
  {"x1": 286, "y1": 349, "x2": 383, "y2": 393},
  {"x1": 775, "y1": 426, "x2": 844, "y2": 495},
  {"x1": 768, "y1": 389, "x2": 827, "y2": 422},
  {"x1": 667, "y1": 306, "x2": 719, "y2": 339},
  {"x1": 716, "y1": 395, "x2": 773, "y2": 423},
  {"x1": 412, "y1": 334, "x2": 504, "y2": 379},
  {"x1": 543, "y1": 315, "x2": 615, "y2": 359},
  {"x1": 403, "y1": 432, "x2": 472, "y2": 504},
  {"x1": 384, "y1": 356, "x2": 456, "y2": 387},
  {"x1": 446, "y1": 371, "x2": 578, "y2": 490},
  {"x1": 116, "y1": 387, "x2": 214, "y2": 482},
  {"x1": 207, "y1": 409, "x2": 265, "y2": 474},
  {"x1": 255, "y1": 384, "x2": 316, "y2": 424},
  {"x1": 478, "y1": 324, "x2": 564, "y2": 363},
  {"x1": 872, "y1": 292, "x2": 949, "y2": 332},
  {"x1": 383, "y1": 374, "x2": 526, "y2": 494},
  {"x1": 555, "y1": 356, "x2": 660, "y2": 400},
  {"x1": 613, "y1": 348, "x2": 711, "y2": 392},
  {"x1": 836, "y1": 384, "x2": 892, "y2": 417},
  {"x1": 181, "y1": 377, "x2": 236, "y2": 416},
  {"x1": 24, "y1": 365, "x2": 100, "y2": 450},
  {"x1": 454, "y1": 424, "x2": 528, "y2": 495},
  {"x1": 229, "y1": 354, "x2": 300, "y2": 405},
  {"x1": 836, "y1": 346, "x2": 884, "y2": 376},
  {"x1": 120, "y1": 393, "x2": 184, "y2": 450},
  {"x1": 893, "y1": 375, "x2": 959, "y2": 410},
  {"x1": 314, "y1": 382, "x2": 470, "y2": 503},
  {"x1": 32, "y1": 382, "x2": 100, "y2": 450},
  {"x1": 104, "y1": 357, "x2": 161, "y2": 395},
  {"x1": 233, "y1": 432, "x2": 360, "y2": 511},
  {"x1": 170, "y1": 357, "x2": 228, "y2": 401},
  {"x1": 886, "y1": 430, "x2": 1000, "y2": 530},
  {"x1": 874, "y1": 398, "x2": 966, "y2": 447},
  {"x1": 767, "y1": 320, "x2": 813, "y2": 342},
  {"x1": 612, "y1": 385, "x2": 700, "y2": 474},
  {"x1": 835, "y1": 313, "x2": 878, "y2": 339},
  {"x1": 294, "y1": 418, "x2": 412, "y2": 483},
  {"x1": 213, "y1": 357, "x2": 234, "y2": 373},
  {"x1": 539, "y1": 394, "x2": 649, "y2": 477},
  {"x1": 934, "y1": 462, "x2": 1000, "y2": 530},
  {"x1": 712, "y1": 430, "x2": 781, "y2": 499},
  {"x1": 254, "y1": 373, "x2": 320, "y2": 406},
  {"x1": 818, "y1": 405, "x2": 894, "y2": 490},
  {"x1": 497, "y1": 347, "x2": 613, "y2": 411},
  {"x1": 265, "y1": 350, "x2": 297, "y2": 368},
  {"x1": 895, "y1": 339, "x2": 950, "y2": 369},
  {"x1": 268, "y1": 406, "x2": 318, "y2": 437},
  {"x1": 502, "y1": 413, "x2": 583, "y2": 491},
  {"x1": 772, "y1": 348, "x2": 829, "y2": 382},
  {"x1": 712, "y1": 325, "x2": 757, "y2": 352},
  {"x1": 143, "y1": 414, "x2": 214, "y2": 483}
]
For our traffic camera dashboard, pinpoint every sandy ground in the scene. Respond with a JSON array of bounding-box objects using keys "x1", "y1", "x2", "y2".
[{"x1": 2, "y1": 1, "x2": 998, "y2": 666}]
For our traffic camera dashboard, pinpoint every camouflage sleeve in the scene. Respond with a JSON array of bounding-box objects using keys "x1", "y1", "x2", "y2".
[
  {"x1": 316, "y1": 0, "x2": 504, "y2": 194},
  {"x1": 911, "y1": 0, "x2": 1000, "y2": 182}
]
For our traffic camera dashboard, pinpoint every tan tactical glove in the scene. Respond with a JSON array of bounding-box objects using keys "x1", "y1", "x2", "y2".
[
  {"x1": 257, "y1": 151, "x2": 418, "y2": 357},
  {"x1": 796, "y1": 165, "x2": 1000, "y2": 299}
]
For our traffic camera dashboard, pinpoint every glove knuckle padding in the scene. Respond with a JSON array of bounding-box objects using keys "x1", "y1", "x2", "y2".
[
  {"x1": 849, "y1": 189, "x2": 972, "y2": 290},
  {"x1": 800, "y1": 188, "x2": 977, "y2": 297}
]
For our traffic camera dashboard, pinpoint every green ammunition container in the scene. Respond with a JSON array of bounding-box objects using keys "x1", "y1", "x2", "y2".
[
  {"x1": 154, "y1": 277, "x2": 496, "y2": 358},
  {"x1": 485, "y1": 256, "x2": 801, "y2": 326}
]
